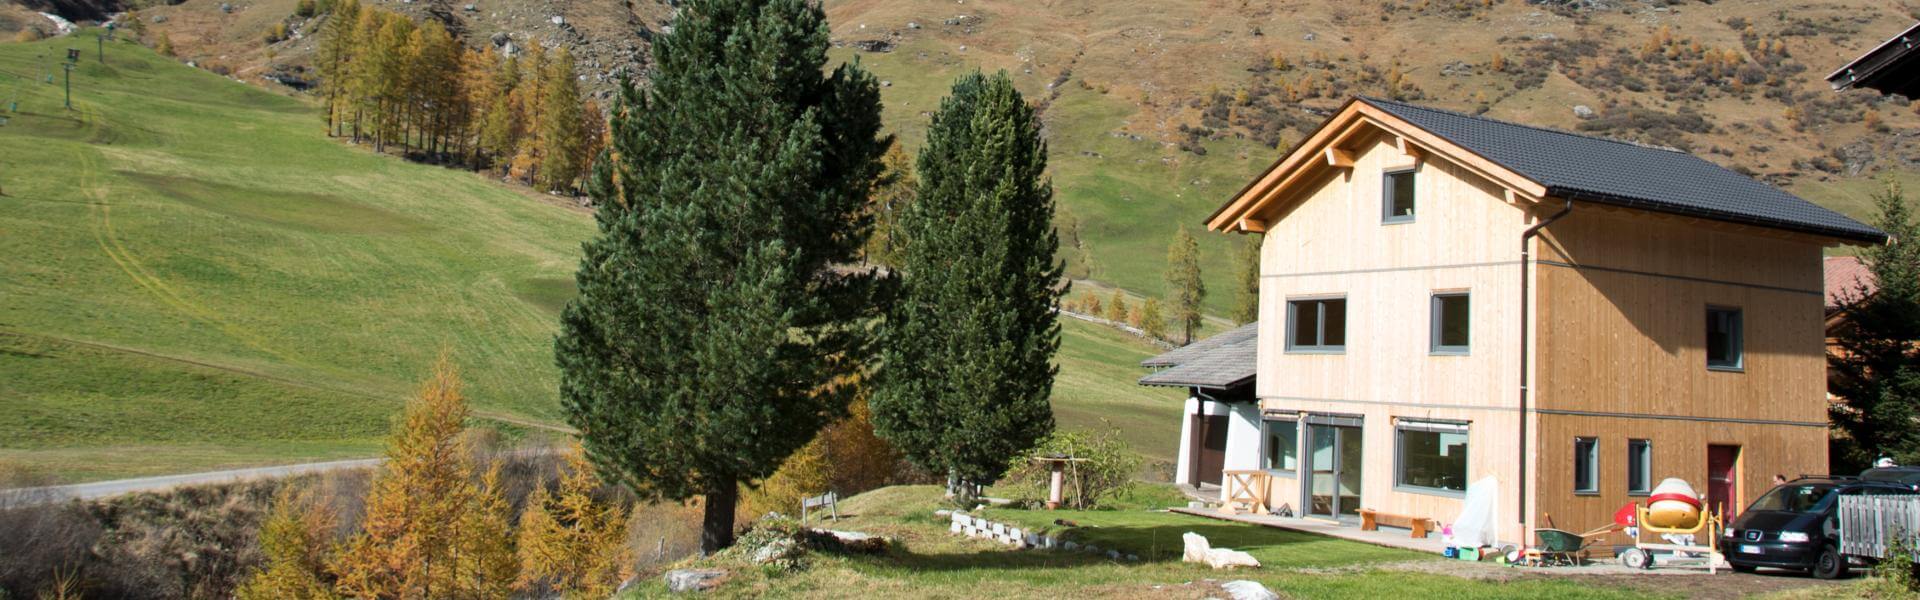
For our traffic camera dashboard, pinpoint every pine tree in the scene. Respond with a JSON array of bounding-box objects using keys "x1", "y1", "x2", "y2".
[
  {"x1": 1105, "y1": 289, "x2": 1128, "y2": 323},
  {"x1": 155, "y1": 32, "x2": 175, "y2": 57},
  {"x1": 514, "y1": 449, "x2": 632, "y2": 598},
  {"x1": 331, "y1": 359, "x2": 475, "y2": 599},
  {"x1": 454, "y1": 463, "x2": 517, "y2": 600},
  {"x1": 872, "y1": 70, "x2": 1061, "y2": 503},
  {"x1": 1140, "y1": 297, "x2": 1168, "y2": 341},
  {"x1": 554, "y1": 0, "x2": 889, "y2": 554},
  {"x1": 1231, "y1": 234, "x2": 1261, "y2": 324},
  {"x1": 237, "y1": 490, "x2": 337, "y2": 600},
  {"x1": 1164, "y1": 225, "x2": 1205, "y2": 344},
  {"x1": 536, "y1": 48, "x2": 587, "y2": 192},
  {"x1": 862, "y1": 143, "x2": 917, "y2": 267},
  {"x1": 1830, "y1": 180, "x2": 1920, "y2": 472},
  {"x1": 316, "y1": 0, "x2": 360, "y2": 135}
]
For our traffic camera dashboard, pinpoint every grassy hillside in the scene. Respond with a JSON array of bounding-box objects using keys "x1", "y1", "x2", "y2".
[
  {"x1": 0, "y1": 32, "x2": 1182, "y2": 483},
  {"x1": 0, "y1": 30, "x2": 594, "y2": 481}
]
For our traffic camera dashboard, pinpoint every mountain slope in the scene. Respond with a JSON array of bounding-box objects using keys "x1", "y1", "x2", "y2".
[{"x1": 0, "y1": 32, "x2": 1183, "y2": 482}]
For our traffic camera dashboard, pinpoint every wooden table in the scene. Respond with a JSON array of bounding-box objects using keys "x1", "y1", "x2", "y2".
[{"x1": 1221, "y1": 470, "x2": 1272, "y2": 515}]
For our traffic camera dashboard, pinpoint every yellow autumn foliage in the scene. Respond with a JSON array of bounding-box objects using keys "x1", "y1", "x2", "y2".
[{"x1": 515, "y1": 448, "x2": 633, "y2": 598}]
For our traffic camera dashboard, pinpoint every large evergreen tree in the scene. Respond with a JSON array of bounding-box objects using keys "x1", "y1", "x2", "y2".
[
  {"x1": 872, "y1": 71, "x2": 1061, "y2": 501},
  {"x1": 554, "y1": 0, "x2": 888, "y2": 554},
  {"x1": 1165, "y1": 225, "x2": 1205, "y2": 344},
  {"x1": 1830, "y1": 180, "x2": 1920, "y2": 472}
]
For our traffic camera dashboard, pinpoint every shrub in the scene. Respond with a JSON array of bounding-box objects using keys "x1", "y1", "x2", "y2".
[
  {"x1": 1869, "y1": 536, "x2": 1920, "y2": 595},
  {"x1": 295, "y1": 0, "x2": 318, "y2": 18},
  {"x1": 998, "y1": 424, "x2": 1141, "y2": 509},
  {"x1": 12, "y1": 28, "x2": 44, "y2": 43},
  {"x1": 234, "y1": 490, "x2": 335, "y2": 600},
  {"x1": 265, "y1": 22, "x2": 289, "y2": 44},
  {"x1": 514, "y1": 448, "x2": 632, "y2": 598}
]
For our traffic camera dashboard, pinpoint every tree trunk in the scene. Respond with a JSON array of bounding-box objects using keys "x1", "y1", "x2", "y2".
[{"x1": 701, "y1": 483, "x2": 738, "y2": 556}]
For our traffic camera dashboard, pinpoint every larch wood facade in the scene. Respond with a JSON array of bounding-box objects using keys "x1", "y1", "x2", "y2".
[{"x1": 1199, "y1": 97, "x2": 1873, "y2": 549}]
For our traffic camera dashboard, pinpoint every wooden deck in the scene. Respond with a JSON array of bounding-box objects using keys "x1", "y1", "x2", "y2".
[{"x1": 1169, "y1": 507, "x2": 1450, "y2": 554}]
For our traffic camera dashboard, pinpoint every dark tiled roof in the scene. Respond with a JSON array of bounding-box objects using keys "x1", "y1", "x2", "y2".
[
  {"x1": 1360, "y1": 97, "x2": 1886, "y2": 244},
  {"x1": 1138, "y1": 322, "x2": 1257, "y2": 389}
]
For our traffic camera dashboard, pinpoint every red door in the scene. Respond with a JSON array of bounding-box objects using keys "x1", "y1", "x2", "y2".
[
  {"x1": 1195, "y1": 415, "x2": 1228, "y2": 486},
  {"x1": 1707, "y1": 445, "x2": 1741, "y2": 520}
]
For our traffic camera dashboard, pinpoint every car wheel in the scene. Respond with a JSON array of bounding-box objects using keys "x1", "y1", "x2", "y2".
[
  {"x1": 1730, "y1": 563, "x2": 1756, "y2": 573},
  {"x1": 1812, "y1": 545, "x2": 1848, "y2": 580},
  {"x1": 1621, "y1": 548, "x2": 1651, "y2": 570}
]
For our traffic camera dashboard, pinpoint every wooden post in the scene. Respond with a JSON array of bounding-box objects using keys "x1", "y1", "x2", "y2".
[{"x1": 1047, "y1": 462, "x2": 1066, "y2": 509}]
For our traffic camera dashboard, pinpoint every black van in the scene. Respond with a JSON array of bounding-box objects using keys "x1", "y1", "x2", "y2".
[{"x1": 1721, "y1": 477, "x2": 1918, "y2": 579}]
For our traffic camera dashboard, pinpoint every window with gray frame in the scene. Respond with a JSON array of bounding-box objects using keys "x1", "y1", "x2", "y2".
[
  {"x1": 1286, "y1": 298, "x2": 1347, "y2": 352},
  {"x1": 1263, "y1": 419, "x2": 1298, "y2": 475},
  {"x1": 1627, "y1": 439, "x2": 1652, "y2": 495},
  {"x1": 1396, "y1": 420, "x2": 1468, "y2": 494},
  {"x1": 1707, "y1": 306, "x2": 1743, "y2": 370},
  {"x1": 1574, "y1": 437, "x2": 1599, "y2": 494},
  {"x1": 1383, "y1": 169, "x2": 1416, "y2": 223},
  {"x1": 1431, "y1": 292, "x2": 1470, "y2": 354}
]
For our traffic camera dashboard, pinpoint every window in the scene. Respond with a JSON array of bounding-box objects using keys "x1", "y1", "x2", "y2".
[
  {"x1": 1263, "y1": 419, "x2": 1298, "y2": 475},
  {"x1": 1574, "y1": 437, "x2": 1599, "y2": 494},
  {"x1": 1707, "y1": 307, "x2": 1744, "y2": 370},
  {"x1": 1383, "y1": 169, "x2": 1416, "y2": 223},
  {"x1": 1396, "y1": 420, "x2": 1469, "y2": 495},
  {"x1": 1431, "y1": 293, "x2": 1470, "y2": 354},
  {"x1": 1286, "y1": 298, "x2": 1347, "y2": 352},
  {"x1": 1627, "y1": 439, "x2": 1652, "y2": 495}
]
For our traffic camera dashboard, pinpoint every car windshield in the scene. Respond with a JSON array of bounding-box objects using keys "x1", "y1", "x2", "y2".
[{"x1": 1748, "y1": 484, "x2": 1838, "y2": 513}]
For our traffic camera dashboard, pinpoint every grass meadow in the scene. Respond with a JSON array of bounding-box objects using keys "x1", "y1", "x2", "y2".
[{"x1": 0, "y1": 32, "x2": 1183, "y2": 482}]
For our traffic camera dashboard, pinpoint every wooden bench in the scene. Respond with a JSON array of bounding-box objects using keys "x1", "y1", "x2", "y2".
[
  {"x1": 801, "y1": 491, "x2": 838, "y2": 522},
  {"x1": 1358, "y1": 509, "x2": 1437, "y2": 538}
]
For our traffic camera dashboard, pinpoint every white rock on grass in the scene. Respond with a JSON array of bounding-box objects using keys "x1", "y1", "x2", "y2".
[
  {"x1": 1183, "y1": 532, "x2": 1261, "y2": 570},
  {"x1": 664, "y1": 569, "x2": 726, "y2": 593},
  {"x1": 1222, "y1": 580, "x2": 1280, "y2": 600}
]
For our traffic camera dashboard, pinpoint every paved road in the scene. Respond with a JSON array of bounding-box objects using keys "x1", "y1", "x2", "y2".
[{"x1": 0, "y1": 458, "x2": 383, "y2": 506}]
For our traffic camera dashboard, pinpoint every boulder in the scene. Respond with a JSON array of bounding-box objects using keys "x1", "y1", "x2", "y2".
[
  {"x1": 1573, "y1": 105, "x2": 1596, "y2": 120},
  {"x1": 1206, "y1": 548, "x2": 1261, "y2": 570},
  {"x1": 810, "y1": 528, "x2": 890, "y2": 554},
  {"x1": 663, "y1": 569, "x2": 726, "y2": 593},
  {"x1": 1222, "y1": 580, "x2": 1280, "y2": 600},
  {"x1": 749, "y1": 537, "x2": 800, "y2": 564},
  {"x1": 1183, "y1": 532, "x2": 1261, "y2": 570},
  {"x1": 1182, "y1": 532, "x2": 1211, "y2": 563}
]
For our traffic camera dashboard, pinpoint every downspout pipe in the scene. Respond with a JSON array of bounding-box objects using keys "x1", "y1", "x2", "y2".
[{"x1": 1519, "y1": 198, "x2": 1574, "y2": 527}]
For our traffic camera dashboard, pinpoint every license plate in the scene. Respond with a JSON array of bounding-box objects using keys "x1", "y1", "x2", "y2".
[{"x1": 1739, "y1": 545, "x2": 1761, "y2": 554}]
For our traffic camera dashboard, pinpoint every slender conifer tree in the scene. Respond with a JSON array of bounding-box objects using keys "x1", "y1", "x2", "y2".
[{"x1": 872, "y1": 71, "x2": 1061, "y2": 502}]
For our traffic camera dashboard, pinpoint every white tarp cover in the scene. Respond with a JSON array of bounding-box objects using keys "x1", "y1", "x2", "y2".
[{"x1": 1450, "y1": 476, "x2": 1500, "y2": 548}]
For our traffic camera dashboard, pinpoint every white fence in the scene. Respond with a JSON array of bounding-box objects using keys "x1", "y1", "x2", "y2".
[{"x1": 1838, "y1": 495, "x2": 1920, "y2": 559}]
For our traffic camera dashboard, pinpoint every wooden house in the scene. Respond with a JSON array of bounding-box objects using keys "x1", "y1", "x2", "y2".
[{"x1": 1173, "y1": 97, "x2": 1884, "y2": 547}]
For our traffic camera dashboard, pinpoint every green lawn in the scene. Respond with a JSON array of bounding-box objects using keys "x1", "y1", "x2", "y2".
[
  {"x1": 0, "y1": 32, "x2": 593, "y2": 481},
  {"x1": 623, "y1": 485, "x2": 1673, "y2": 599},
  {"x1": 0, "y1": 33, "x2": 1186, "y2": 483}
]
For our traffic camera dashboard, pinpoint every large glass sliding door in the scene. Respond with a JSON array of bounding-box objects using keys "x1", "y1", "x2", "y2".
[{"x1": 1305, "y1": 419, "x2": 1364, "y2": 520}]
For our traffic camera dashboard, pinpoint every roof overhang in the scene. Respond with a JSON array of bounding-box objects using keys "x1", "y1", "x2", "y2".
[
  {"x1": 1829, "y1": 21, "x2": 1920, "y2": 97},
  {"x1": 1206, "y1": 98, "x2": 1549, "y2": 233}
]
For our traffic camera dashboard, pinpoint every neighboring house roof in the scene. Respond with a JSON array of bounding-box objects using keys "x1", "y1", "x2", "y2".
[
  {"x1": 1828, "y1": 21, "x2": 1920, "y2": 98},
  {"x1": 1825, "y1": 256, "x2": 1878, "y2": 311},
  {"x1": 1208, "y1": 97, "x2": 1886, "y2": 245},
  {"x1": 1138, "y1": 322, "x2": 1257, "y2": 390}
]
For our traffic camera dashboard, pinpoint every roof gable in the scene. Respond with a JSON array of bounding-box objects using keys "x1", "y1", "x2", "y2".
[{"x1": 1210, "y1": 97, "x2": 1885, "y2": 245}]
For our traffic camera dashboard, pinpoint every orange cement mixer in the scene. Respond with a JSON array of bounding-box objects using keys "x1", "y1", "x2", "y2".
[{"x1": 1644, "y1": 477, "x2": 1705, "y2": 529}]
